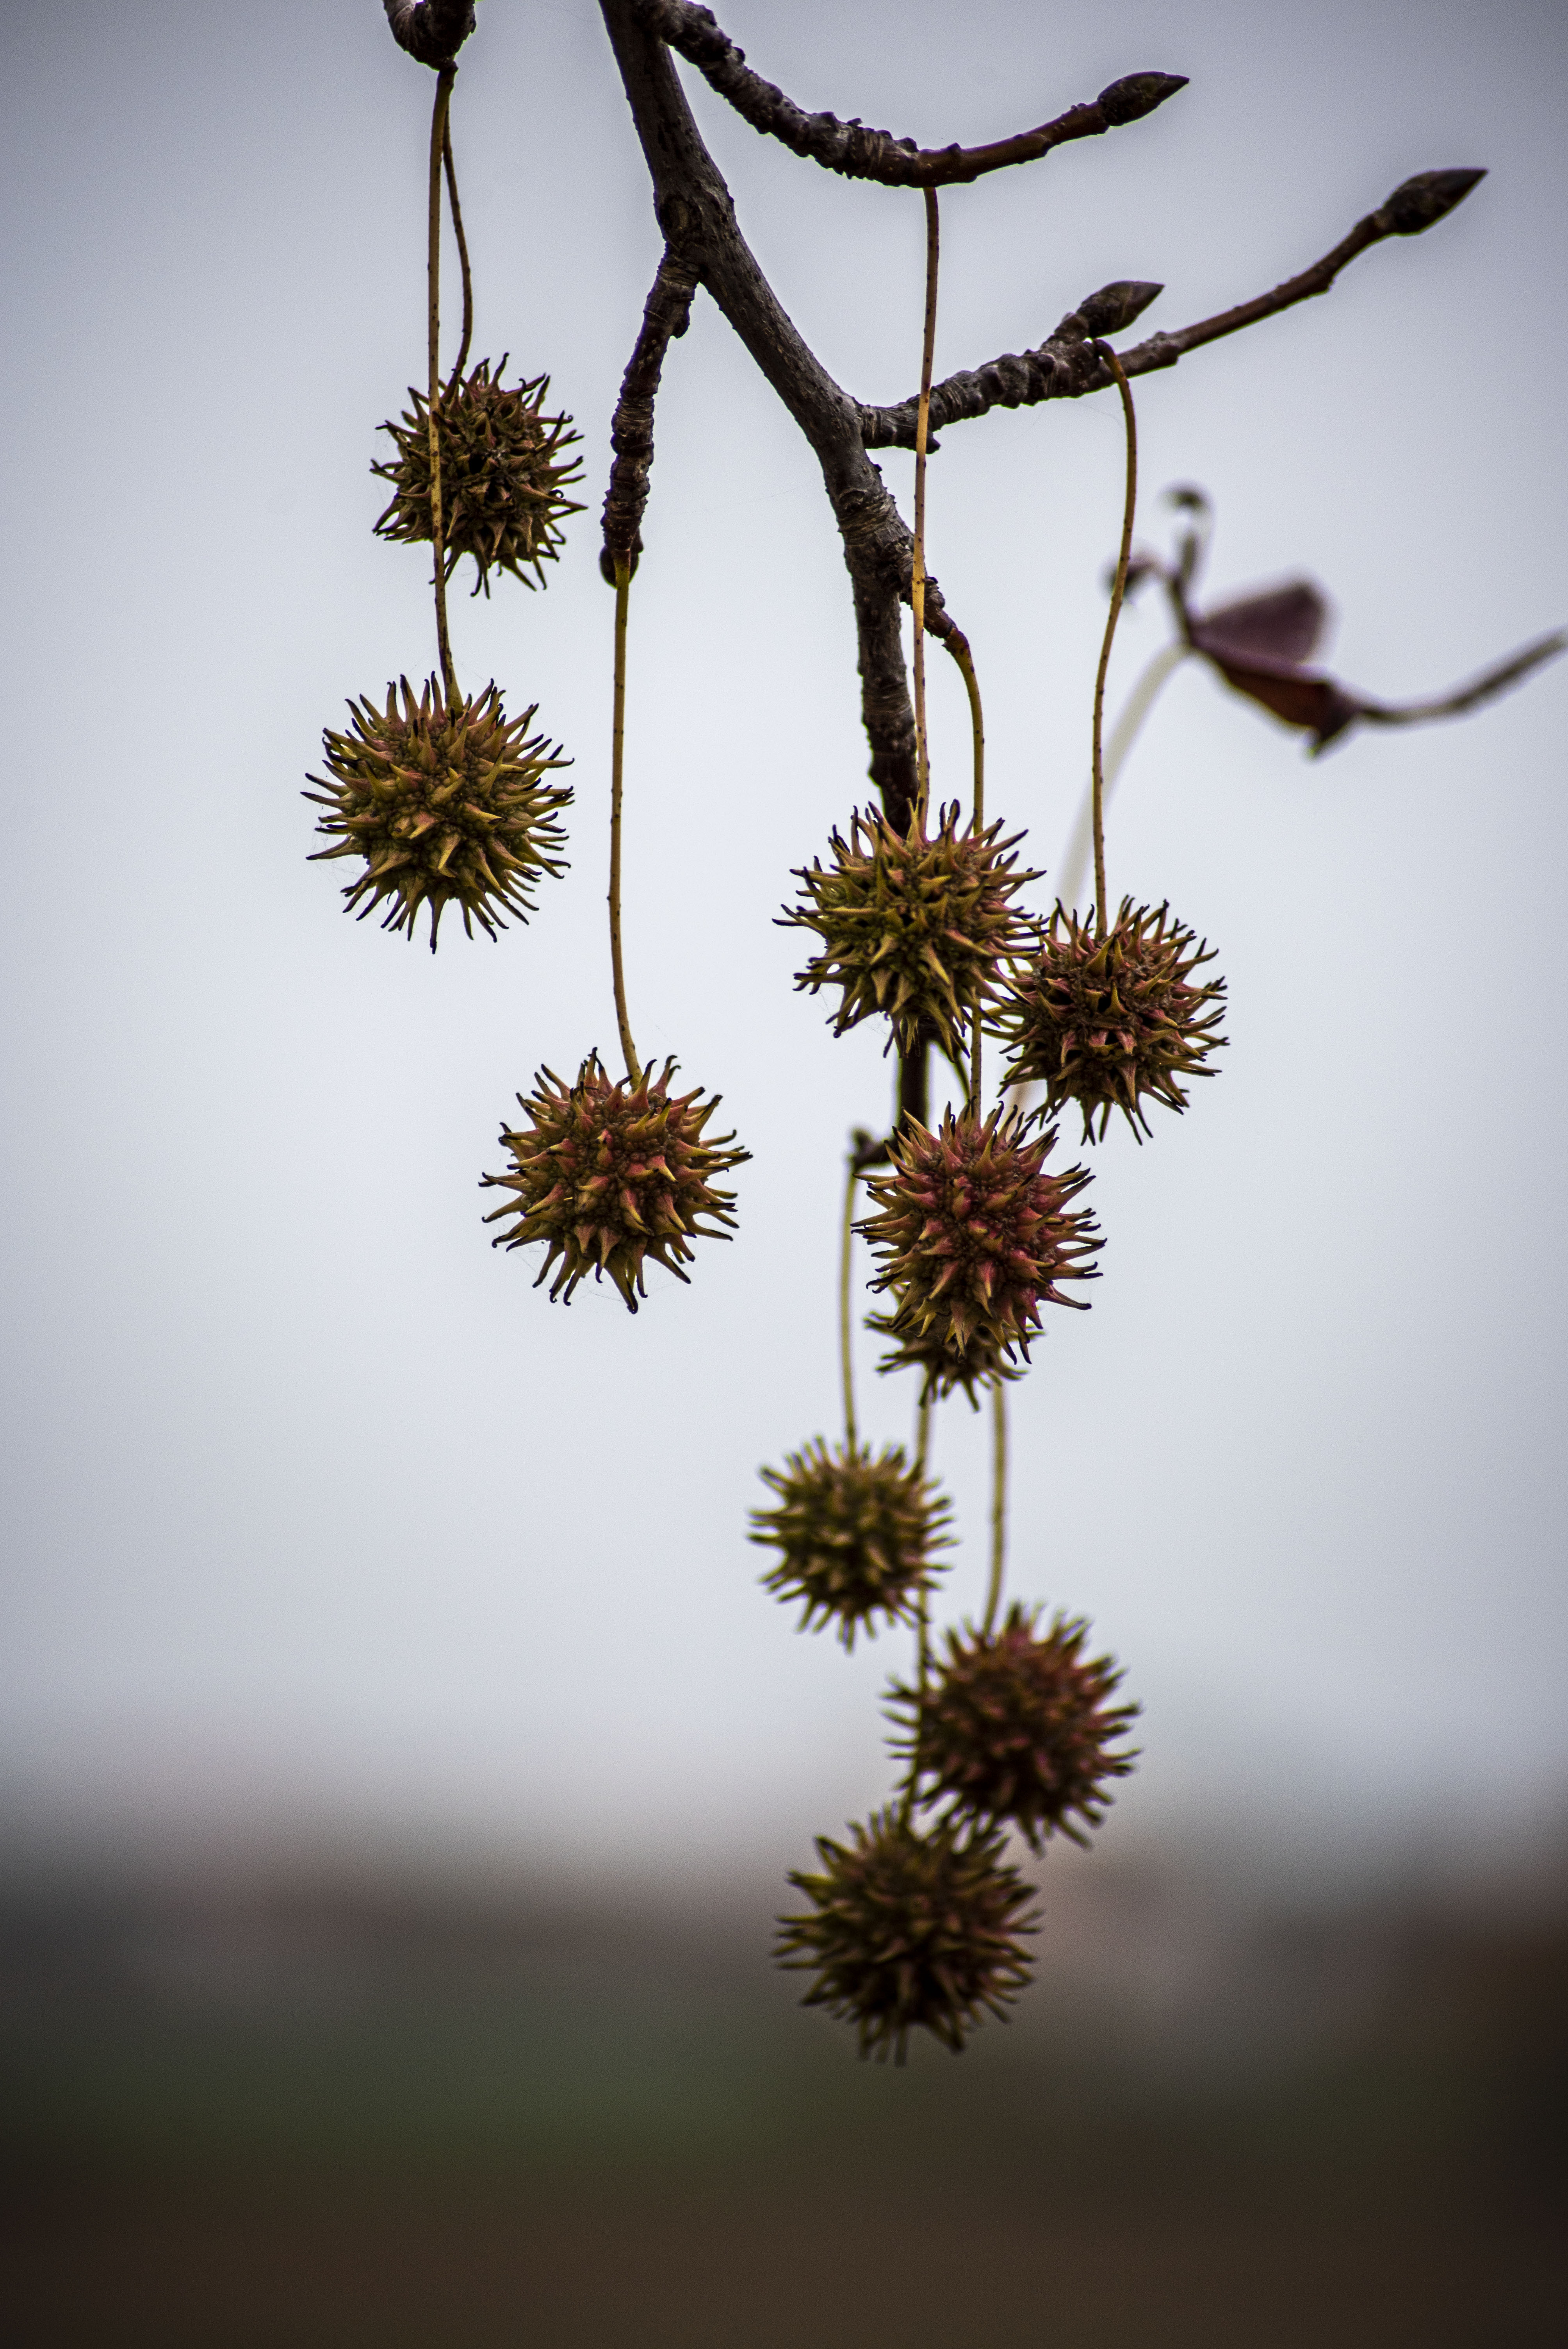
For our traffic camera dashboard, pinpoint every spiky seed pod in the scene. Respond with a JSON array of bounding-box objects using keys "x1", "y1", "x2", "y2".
[
  {"x1": 480, "y1": 1053, "x2": 749, "y2": 1312},
  {"x1": 781, "y1": 805, "x2": 1041, "y2": 1065},
  {"x1": 775, "y1": 1808, "x2": 1037, "y2": 2062},
  {"x1": 372, "y1": 359, "x2": 585, "y2": 595},
  {"x1": 750, "y1": 1438, "x2": 952, "y2": 1649},
  {"x1": 890, "y1": 1603, "x2": 1139, "y2": 1854},
  {"x1": 858, "y1": 1106, "x2": 1101, "y2": 1369},
  {"x1": 998, "y1": 897, "x2": 1227, "y2": 1142},
  {"x1": 306, "y1": 675, "x2": 570, "y2": 950},
  {"x1": 864, "y1": 1308, "x2": 1025, "y2": 1411}
]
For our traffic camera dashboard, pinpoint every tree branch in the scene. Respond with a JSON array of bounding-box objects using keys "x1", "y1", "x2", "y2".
[
  {"x1": 600, "y1": 0, "x2": 936, "y2": 833},
  {"x1": 631, "y1": 0, "x2": 1185, "y2": 186},
  {"x1": 600, "y1": 249, "x2": 701, "y2": 581},
  {"x1": 383, "y1": 0, "x2": 476, "y2": 68},
  {"x1": 859, "y1": 169, "x2": 1488, "y2": 448}
]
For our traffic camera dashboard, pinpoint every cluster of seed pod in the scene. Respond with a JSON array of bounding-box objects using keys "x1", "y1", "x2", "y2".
[
  {"x1": 306, "y1": 53, "x2": 747, "y2": 1320},
  {"x1": 757, "y1": 754, "x2": 1230, "y2": 2058}
]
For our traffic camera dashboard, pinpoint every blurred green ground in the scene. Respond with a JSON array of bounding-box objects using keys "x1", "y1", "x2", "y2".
[{"x1": 2, "y1": 1858, "x2": 1564, "y2": 2346}]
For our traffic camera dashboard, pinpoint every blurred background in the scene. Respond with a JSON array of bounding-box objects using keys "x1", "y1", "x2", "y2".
[{"x1": 1, "y1": 0, "x2": 1564, "y2": 2339}]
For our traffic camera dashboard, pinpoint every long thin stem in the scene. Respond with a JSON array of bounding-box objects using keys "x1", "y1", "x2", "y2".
[
  {"x1": 1089, "y1": 342, "x2": 1138, "y2": 936},
  {"x1": 1058, "y1": 639, "x2": 1189, "y2": 911},
  {"x1": 910, "y1": 187, "x2": 940, "y2": 825},
  {"x1": 838, "y1": 1155, "x2": 860, "y2": 1453},
  {"x1": 943, "y1": 633, "x2": 986, "y2": 1109},
  {"x1": 609, "y1": 560, "x2": 641, "y2": 1084},
  {"x1": 984, "y1": 1378, "x2": 1009, "y2": 1634},
  {"x1": 442, "y1": 121, "x2": 474, "y2": 396},
  {"x1": 426, "y1": 64, "x2": 458, "y2": 702}
]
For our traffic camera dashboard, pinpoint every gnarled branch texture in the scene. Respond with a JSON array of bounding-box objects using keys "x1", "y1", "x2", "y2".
[{"x1": 631, "y1": 2, "x2": 1186, "y2": 187}]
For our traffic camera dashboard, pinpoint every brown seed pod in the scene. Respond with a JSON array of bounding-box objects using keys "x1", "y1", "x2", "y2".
[
  {"x1": 781, "y1": 805, "x2": 1040, "y2": 1066},
  {"x1": 998, "y1": 898, "x2": 1227, "y2": 1142},
  {"x1": 857, "y1": 1105, "x2": 1100, "y2": 1369},
  {"x1": 776, "y1": 1808, "x2": 1037, "y2": 2062},
  {"x1": 889, "y1": 1602, "x2": 1139, "y2": 1854},
  {"x1": 751, "y1": 1437, "x2": 952, "y2": 1648},
  {"x1": 372, "y1": 358, "x2": 585, "y2": 595},
  {"x1": 864, "y1": 1307, "x2": 1025, "y2": 1410},
  {"x1": 480, "y1": 1052, "x2": 749, "y2": 1312},
  {"x1": 305, "y1": 675, "x2": 570, "y2": 949}
]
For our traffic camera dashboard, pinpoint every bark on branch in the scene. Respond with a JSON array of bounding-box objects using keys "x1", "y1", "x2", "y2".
[
  {"x1": 600, "y1": 250, "x2": 701, "y2": 581},
  {"x1": 859, "y1": 169, "x2": 1488, "y2": 447},
  {"x1": 631, "y1": 0, "x2": 1185, "y2": 186}
]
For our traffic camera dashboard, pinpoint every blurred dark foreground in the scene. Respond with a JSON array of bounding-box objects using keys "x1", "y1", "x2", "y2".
[{"x1": 1, "y1": 1833, "x2": 1564, "y2": 2348}]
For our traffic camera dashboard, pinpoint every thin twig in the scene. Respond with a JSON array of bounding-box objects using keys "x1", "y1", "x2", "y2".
[
  {"x1": 631, "y1": 1, "x2": 1185, "y2": 187},
  {"x1": 1090, "y1": 344, "x2": 1138, "y2": 935},
  {"x1": 1059, "y1": 639, "x2": 1188, "y2": 911},
  {"x1": 984, "y1": 1379, "x2": 1008, "y2": 1635},
  {"x1": 442, "y1": 122, "x2": 473, "y2": 396},
  {"x1": 426, "y1": 65, "x2": 458, "y2": 701},
  {"x1": 609, "y1": 560, "x2": 641, "y2": 1083},
  {"x1": 911, "y1": 188, "x2": 940, "y2": 825},
  {"x1": 839, "y1": 1155, "x2": 860, "y2": 1453}
]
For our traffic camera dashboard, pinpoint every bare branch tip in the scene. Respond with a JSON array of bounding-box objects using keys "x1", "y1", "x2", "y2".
[
  {"x1": 1096, "y1": 72, "x2": 1188, "y2": 127},
  {"x1": 1379, "y1": 167, "x2": 1487, "y2": 236}
]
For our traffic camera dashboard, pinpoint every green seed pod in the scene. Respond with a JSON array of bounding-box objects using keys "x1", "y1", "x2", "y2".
[
  {"x1": 751, "y1": 1437, "x2": 951, "y2": 1648},
  {"x1": 776, "y1": 1808, "x2": 1037, "y2": 2062},
  {"x1": 373, "y1": 358, "x2": 585, "y2": 595},
  {"x1": 997, "y1": 898, "x2": 1226, "y2": 1142},
  {"x1": 305, "y1": 675, "x2": 570, "y2": 948},
  {"x1": 782, "y1": 805, "x2": 1040, "y2": 1066}
]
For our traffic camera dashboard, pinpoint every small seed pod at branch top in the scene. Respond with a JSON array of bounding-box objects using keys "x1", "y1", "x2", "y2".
[
  {"x1": 306, "y1": 675, "x2": 571, "y2": 948},
  {"x1": 858, "y1": 1106, "x2": 1101, "y2": 1369},
  {"x1": 998, "y1": 898, "x2": 1227, "y2": 1142},
  {"x1": 889, "y1": 1603, "x2": 1139, "y2": 1855},
  {"x1": 751, "y1": 1437, "x2": 952, "y2": 1649},
  {"x1": 864, "y1": 1306, "x2": 1025, "y2": 1411},
  {"x1": 781, "y1": 806, "x2": 1040, "y2": 1066},
  {"x1": 481, "y1": 1053, "x2": 749, "y2": 1312},
  {"x1": 373, "y1": 360, "x2": 585, "y2": 595},
  {"x1": 775, "y1": 1808, "x2": 1037, "y2": 2063}
]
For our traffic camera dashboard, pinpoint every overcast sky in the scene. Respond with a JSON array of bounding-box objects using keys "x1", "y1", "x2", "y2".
[{"x1": 1, "y1": 0, "x2": 1564, "y2": 1888}]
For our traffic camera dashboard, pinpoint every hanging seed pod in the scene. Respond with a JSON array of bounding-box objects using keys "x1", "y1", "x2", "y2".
[
  {"x1": 858, "y1": 1106, "x2": 1100, "y2": 1369},
  {"x1": 890, "y1": 1602, "x2": 1139, "y2": 1854},
  {"x1": 781, "y1": 806, "x2": 1040, "y2": 1066},
  {"x1": 373, "y1": 359, "x2": 585, "y2": 595},
  {"x1": 776, "y1": 1808, "x2": 1037, "y2": 2062},
  {"x1": 998, "y1": 898, "x2": 1227, "y2": 1142},
  {"x1": 306, "y1": 675, "x2": 570, "y2": 948},
  {"x1": 751, "y1": 1437, "x2": 952, "y2": 1649},
  {"x1": 864, "y1": 1307, "x2": 1025, "y2": 1410},
  {"x1": 481, "y1": 1052, "x2": 748, "y2": 1312}
]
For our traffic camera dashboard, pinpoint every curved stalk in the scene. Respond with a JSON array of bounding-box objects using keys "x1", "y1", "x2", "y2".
[
  {"x1": 911, "y1": 187, "x2": 940, "y2": 824},
  {"x1": 1089, "y1": 343, "x2": 1139, "y2": 934},
  {"x1": 1058, "y1": 638, "x2": 1189, "y2": 911},
  {"x1": 609, "y1": 559, "x2": 641, "y2": 1082},
  {"x1": 442, "y1": 121, "x2": 474, "y2": 396},
  {"x1": 426, "y1": 65, "x2": 458, "y2": 702},
  {"x1": 983, "y1": 1378, "x2": 1009, "y2": 1634},
  {"x1": 838, "y1": 1155, "x2": 860, "y2": 1453},
  {"x1": 944, "y1": 632, "x2": 987, "y2": 1110}
]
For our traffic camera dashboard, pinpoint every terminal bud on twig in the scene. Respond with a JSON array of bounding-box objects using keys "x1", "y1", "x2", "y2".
[
  {"x1": 1379, "y1": 167, "x2": 1486, "y2": 236},
  {"x1": 1096, "y1": 71, "x2": 1188, "y2": 127},
  {"x1": 1076, "y1": 280, "x2": 1165, "y2": 338}
]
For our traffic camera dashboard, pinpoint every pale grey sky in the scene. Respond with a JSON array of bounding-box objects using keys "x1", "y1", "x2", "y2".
[{"x1": 1, "y1": 0, "x2": 1564, "y2": 1882}]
